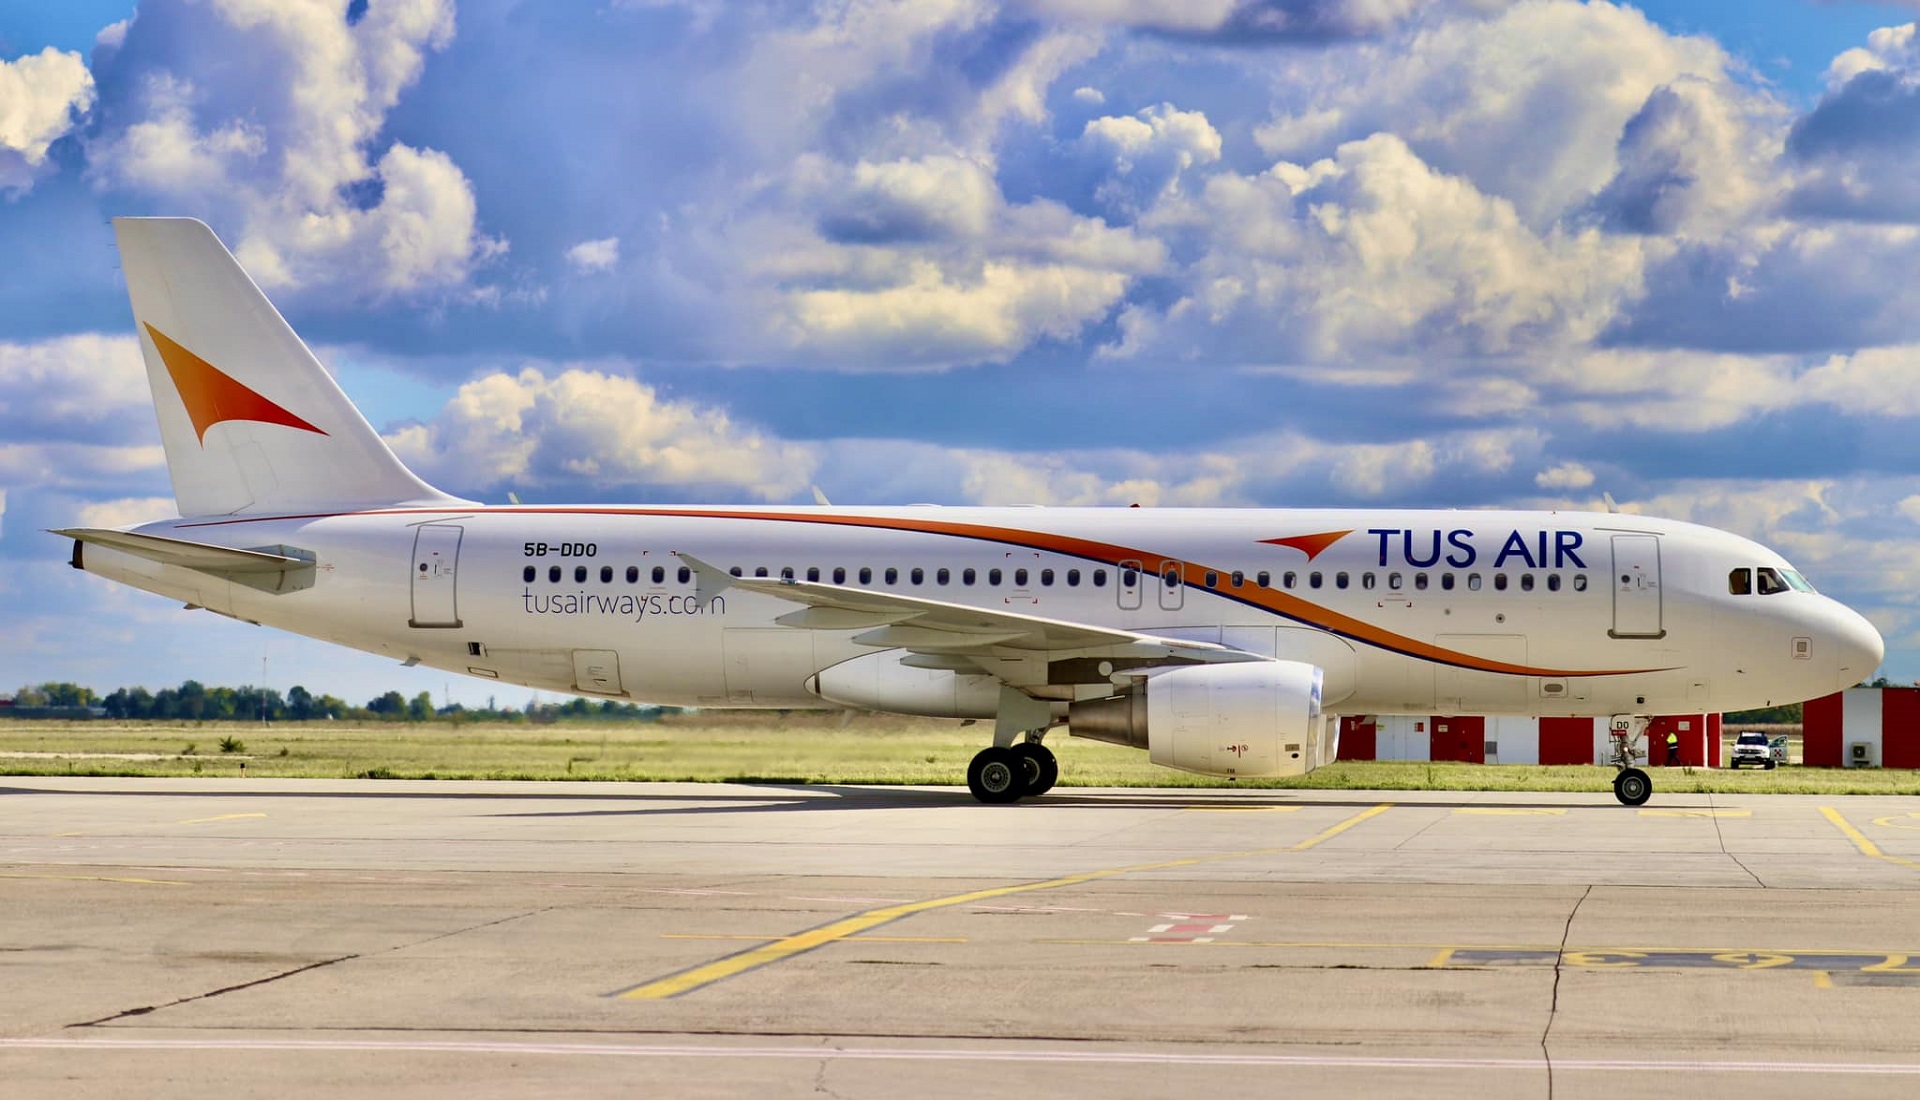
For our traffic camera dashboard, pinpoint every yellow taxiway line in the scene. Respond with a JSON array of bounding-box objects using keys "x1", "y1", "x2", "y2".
[
  {"x1": 614, "y1": 802, "x2": 1394, "y2": 1000},
  {"x1": 1820, "y1": 806, "x2": 1920, "y2": 873}
]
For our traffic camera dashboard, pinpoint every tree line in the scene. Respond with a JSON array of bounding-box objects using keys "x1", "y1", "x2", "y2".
[{"x1": 4, "y1": 680, "x2": 674, "y2": 723}]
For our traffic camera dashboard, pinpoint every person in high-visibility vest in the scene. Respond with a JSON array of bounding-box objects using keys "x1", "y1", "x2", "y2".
[{"x1": 1665, "y1": 729, "x2": 1681, "y2": 766}]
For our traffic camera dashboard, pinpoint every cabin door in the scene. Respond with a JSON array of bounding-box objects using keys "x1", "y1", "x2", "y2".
[
  {"x1": 1610, "y1": 535, "x2": 1663, "y2": 638},
  {"x1": 409, "y1": 524, "x2": 463, "y2": 628}
]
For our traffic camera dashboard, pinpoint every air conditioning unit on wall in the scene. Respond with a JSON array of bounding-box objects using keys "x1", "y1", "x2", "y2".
[{"x1": 1850, "y1": 742, "x2": 1873, "y2": 767}]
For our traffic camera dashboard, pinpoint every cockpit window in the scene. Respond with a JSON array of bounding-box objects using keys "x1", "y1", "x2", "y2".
[
  {"x1": 1756, "y1": 567, "x2": 1789, "y2": 596},
  {"x1": 1728, "y1": 568, "x2": 1752, "y2": 596},
  {"x1": 1782, "y1": 569, "x2": 1816, "y2": 593}
]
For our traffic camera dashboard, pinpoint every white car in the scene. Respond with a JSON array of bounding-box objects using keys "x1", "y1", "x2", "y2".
[{"x1": 1730, "y1": 730, "x2": 1775, "y2": 769}]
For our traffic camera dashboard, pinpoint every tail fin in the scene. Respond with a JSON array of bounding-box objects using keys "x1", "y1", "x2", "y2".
[{"x1": 113, "y1": 217, "x2": 465, "y2": 517}]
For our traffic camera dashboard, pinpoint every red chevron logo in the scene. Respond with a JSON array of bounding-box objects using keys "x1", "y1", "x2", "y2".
[
  {"x1": 1258, "y1": 530, "x2": 1352, "y2": 561},
  {"x1": 144, "y1": 323, "x2": 327, "y2": 444}
]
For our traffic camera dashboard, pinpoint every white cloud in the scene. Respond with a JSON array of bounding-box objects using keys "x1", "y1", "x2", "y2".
[
  {"x1": 1534, "y1": 461, "x2": 1595, "y2": 490},
  {"x1": 0, "y1": 334, "x2": 150, "y2": 426},
  {"x1": 1082, "y1": 103, "x2": 1223, "y2": 213},
  {"x1": 0, "y1": 47, "x2": 95, "y2": 194},
  {"x1": 1072, "y1": 85, "x2": 1106, "y2": 105},
  {"x1": 76, "y1": 497, "x2": 177, "y2": 529},
  {"x1": 565, "y1": 237, "x2": 621, "y2": 274},
  {"x1": 88, "y1": 0, "x2": 498, "y2": 297},
  {"x1": 386, "y1": 366, "x2": 818, "y2": 500}
]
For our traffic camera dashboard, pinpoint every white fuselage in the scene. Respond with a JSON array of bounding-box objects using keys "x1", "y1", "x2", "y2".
[{"x1": 77, "y1": 505, "x2": 1882, "y2": 720}]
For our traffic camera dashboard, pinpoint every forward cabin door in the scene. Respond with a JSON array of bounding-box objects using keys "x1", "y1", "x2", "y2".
[
  {"x1": 1610, "y1": 535, "x2": 1663, "y2": 638},
  {"x1": 409, "y1": 524, "x2": 463, "y2": 628}
]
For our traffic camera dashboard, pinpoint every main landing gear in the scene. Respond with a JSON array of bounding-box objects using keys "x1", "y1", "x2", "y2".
[
  {"x1": 1607, "y1": 715, "x2": 1654, "y2": 806},
  {"x1": 967, "y1": 742, "x2": 1057, "y2": 804}
]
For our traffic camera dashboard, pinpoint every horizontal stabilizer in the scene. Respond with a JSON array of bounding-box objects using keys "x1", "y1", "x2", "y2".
[{"x1": 56, "y1": 528, "x2": 316, "y2": 594}]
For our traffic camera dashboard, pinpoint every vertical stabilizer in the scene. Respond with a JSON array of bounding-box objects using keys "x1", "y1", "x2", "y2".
[{"x1": 113, "y1": 217, "x2": 465, "y2": 517}]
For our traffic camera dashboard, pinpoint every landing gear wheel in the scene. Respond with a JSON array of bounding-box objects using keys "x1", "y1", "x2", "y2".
[
  {"x1": 1012, "y1": 743, "x2": 1058, "y2": 797},
  {"x1": 968, "y1": 746, "x2": 1023, "y2": 804},
  {"x1": 1613, "y1": 767, "x2": 1652, "y2": 807}
]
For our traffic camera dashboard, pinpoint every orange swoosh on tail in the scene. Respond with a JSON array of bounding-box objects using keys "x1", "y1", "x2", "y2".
[
  {"x1": 144, "y1": 323, "x2": 326, "y2": 444},
  {"x1": 1259, "y1": 530, "x2": 1351, "y2": 561}
]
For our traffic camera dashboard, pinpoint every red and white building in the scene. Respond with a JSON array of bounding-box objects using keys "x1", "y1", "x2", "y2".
[
  {"x1": 1803, "y1": 687, "x2": 1920, "y2": 768},
  {"x1": 1338, "y1": 714, "x2": 1723, "y2": 768}
]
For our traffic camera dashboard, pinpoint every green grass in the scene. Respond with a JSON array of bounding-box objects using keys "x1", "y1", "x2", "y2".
[{"x1": 1, "y1": 714, "x2": 1917, "y2": 795}]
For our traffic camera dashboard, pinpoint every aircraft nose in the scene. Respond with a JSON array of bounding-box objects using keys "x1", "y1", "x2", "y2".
[{"x1": 1828, "y1": 600, "x2": 1885, "y2": 690}]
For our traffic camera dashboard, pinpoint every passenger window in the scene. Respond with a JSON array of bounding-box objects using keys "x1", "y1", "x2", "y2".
[
  {"x1": 1519, "y1": 573, "x2": 1534, "y2": 592},
  {"x1": 575, "y1": 565, "x2": 588, "y2": 583},
  {"x1": 729, "y1": 566, "x2": 743, "y2": 578},
  {"x1": 1041, "y1": 568, "x2": 1054, "y2": 586},
  {"x1": 1494, "y1": 573, "x2": 1508, "y2": 591},
  {"x1": 1309, "y1": 571, "x2": 1322, "y2": 589},
  {"x1": 1389, "y1": 572, "x2": 1403, "y2": 590},
  {"x1": 1015, "y1": 568, "x2": 1029, "y2": 586},
  {"x1": 1230, "y1": 571, "x2": 1243, "y2": 588},
  {"x1": 1205, "y1": 571, "x2": 1218, "y2": 588},
  {"x1": 1728, "y1": 568, "x2": 1752, "y2": 596},
  {"x1": 990, "y1": 568, "x2": 1004, "y2": 585},
  {"x1": 781, "y1": 567, "x2": 795, "y2": 581},
  {"x1": 1413, "y1": 573, "x2": 1428, "y2": 591},
  {"x1": 1258, "y1": 571, "x2": 1272, "y2": 587},
  {"x1": 885, "y1": 567, "x2": 899, "y2": 585},
  {"x1": 626, "y1": 565, "x2": 639, "y2": 584},
  {"x1": 550, "y1": 566, "x2": 562, "y2": 583},
  {"x1": 523, "y1": 565, "x2": 536, "y2": 583},
  {"x1": 910, "y1": 567, "x2": 923, "y2": 585},
  {"x1": 1335, "y1": 572, "x2": 1349, "y2": 589},
  {"x1": 806, "y1": 567, "x2": 820, "y2": 582},
  {"x1": 1572, "y1": 574, "x2": 1588, "y2": 592},
  {"x1": 1440, "y1": 573, "x2": 1454, "y2": 591},
  {"x1": 1163, "y1": 567, "x2": 1180, "y2": 588},
  {"x1": 754, "y1": 566, "x2": 769, "y2": 578},
  {"x1": 937, "y1": 567, "x2": 950, "y2": 585},
  {"x1": 963, "y1": 568, "x2": 976, "y2": 586},
  {"x1": 1067, "y1": 569, "x2": 1081, "y2": 586},
  {"x1": 1467, "y1": 574, "x2": 1482, "y2": 591},
  {"x1": 1118, "y1": 567, "x2": 1135, "y2": 587},
  {"x1": 1757, "y1": 567, "x2": 1788, "y2": 595},
  {"x1": 1093, "y1": 569, "x2": 1107, "y2": 587},
  {"x1": 859, "y1": 567, "x2": 873, "y2": 584},
  {"x1": 1546, "y1": 574, "x2": 1561, "y2": 592},
  {"x1": 652, "y1": 566, "x2": 665, "y2": 584},
  {"x1": 1361, "y1": 573, "x2": 1377, "y2": 590},
  {"x1": 833, "y1": 567, "x2": 846, "y2": 585},
  {"x1": 1281, "y1": 571, "x2": 1293, "y2": 589}
]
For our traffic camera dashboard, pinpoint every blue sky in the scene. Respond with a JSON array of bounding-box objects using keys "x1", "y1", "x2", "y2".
[{"x1": 6, "y1": 0, "x2": 1920, "y2": 708}]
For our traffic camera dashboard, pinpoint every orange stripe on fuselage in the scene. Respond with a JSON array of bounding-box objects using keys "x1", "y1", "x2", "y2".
[{"x1": 178, "y1": 505, "x2": 1670, "y2": 678}]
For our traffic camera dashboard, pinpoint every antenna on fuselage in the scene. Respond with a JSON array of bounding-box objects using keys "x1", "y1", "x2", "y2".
[
  {"x1": 811, "y1": 485, "x2": 833, "y2": 507},
  {"x1": 1602, "y1": 492, "x2": 1619, "y2": 514}
]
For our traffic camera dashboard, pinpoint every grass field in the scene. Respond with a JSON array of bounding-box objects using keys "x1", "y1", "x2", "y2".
[{"x1": 2, "y1": 713, "x2": 1917, "y2": 795}]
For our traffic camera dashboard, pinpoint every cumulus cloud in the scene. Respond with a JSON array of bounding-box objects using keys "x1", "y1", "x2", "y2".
[
  {"x1": 1082, "y1": 103, "x2": 1223, "y2": 213},
  {"x1": 386, "y1": 366, "x2": 818, "y2": 500},
  {"x1": 1788, "y1": 22, "x2": 1920, "y2": 222},
  {"x1": 565, "y1": 237, "x2": 621, "y2": 274},
  {"x1": 1110, "y1": 133, "x2": 1645, "y2": 362},
  {"x1": 0, "y1": 334, "x2": 150, "y2": 435},
  {"x1": 1014, "y1": 0, "x2": 1450, "y2": 41},
  {"x1": 76, "y1": 496, "x2": 177, "y2": 529},
  {"x1": 0, "y1": 47, "x2": 95, "y2": 195},
  {"x1": 87, "y1": 0, "x2": 499, "y2": 296},
  {"x1": 1535, "y1": 462, "x2": 1595, "y2": 490}
]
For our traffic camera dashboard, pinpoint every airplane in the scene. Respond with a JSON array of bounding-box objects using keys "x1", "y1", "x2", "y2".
[{"x1": 55, "y1": 218, "x2": 1885, "y2": 806}]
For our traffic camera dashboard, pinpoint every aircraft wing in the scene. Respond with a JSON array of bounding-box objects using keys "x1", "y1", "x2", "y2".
[{"x1": 679, "y1": 554, "x2": 1258, "y2": 670}]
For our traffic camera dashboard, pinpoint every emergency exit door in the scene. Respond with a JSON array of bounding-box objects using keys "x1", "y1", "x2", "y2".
[
  {"x1": 1610, "y1": 534, "x2": 1662, "y2": 638},
  {"x1": 409, "y1": 524, "x2": 463, "y2": 628}
]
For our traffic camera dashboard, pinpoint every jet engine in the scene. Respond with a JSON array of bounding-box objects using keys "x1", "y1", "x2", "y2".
[{"x1": 1067, "y1": 661, "x2": 1327, "y2": 778}]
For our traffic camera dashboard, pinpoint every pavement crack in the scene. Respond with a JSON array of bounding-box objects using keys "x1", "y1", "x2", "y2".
[
  {"x1": 1707, "y1": 791, "x2": 1765, "y2": 888},
  {"x1": 1540, "y1": 884, "x2": 1591, "y2": 1100},
  {"x1": 70, "y1": 955, "x2": 360, "y2": 1028}
]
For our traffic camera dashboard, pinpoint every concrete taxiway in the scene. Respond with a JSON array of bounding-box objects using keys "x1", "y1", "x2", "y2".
[{"x1": 3, "y1": 778, "x2": 1920, "y2": 1098}]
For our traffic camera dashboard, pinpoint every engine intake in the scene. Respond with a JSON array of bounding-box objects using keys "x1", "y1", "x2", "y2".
[{"x1": 1068, "y1": 660, "x2": 1326, "y2": 778}]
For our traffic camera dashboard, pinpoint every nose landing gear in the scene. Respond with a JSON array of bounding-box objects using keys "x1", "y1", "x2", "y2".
[{"x1": 1608, "y1": 715, "x2": 1654, "y2": 806}]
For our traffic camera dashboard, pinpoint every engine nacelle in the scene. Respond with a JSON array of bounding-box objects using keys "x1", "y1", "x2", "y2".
[
  {"x1": 808, "y1": 651, "x2": 1002, "y2": 718},
  {"x1": 1068, "y1": 661, "x2": 1326, "y2": 778}
]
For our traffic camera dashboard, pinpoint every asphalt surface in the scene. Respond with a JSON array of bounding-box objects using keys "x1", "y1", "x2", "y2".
[{"x1": 4, "y1": 777, "x2": 1920, "y2": 1098}]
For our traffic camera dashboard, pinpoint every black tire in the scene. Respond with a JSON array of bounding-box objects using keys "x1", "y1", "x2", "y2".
[
  {"x1": 1764, "y1": 760, "x2": 1776, "y2": 770},
  {"x1": 1613, "y1": 767, "x2": 1652, "y2": 807},
  {"x1": 1012, "y1": 743, "x2": 1058, "y2": 797},
  {"x1": 967, "y1": 746, "x2": 1023, "y2": 804}
]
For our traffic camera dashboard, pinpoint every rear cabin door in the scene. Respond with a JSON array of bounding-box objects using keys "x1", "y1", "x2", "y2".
[
  {"x1": 1610, "y1": 535, "x2": 1664, "y2": 638},
  {"x1": 409, "y1": 524, "x2": 463, "y2": 628}
]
